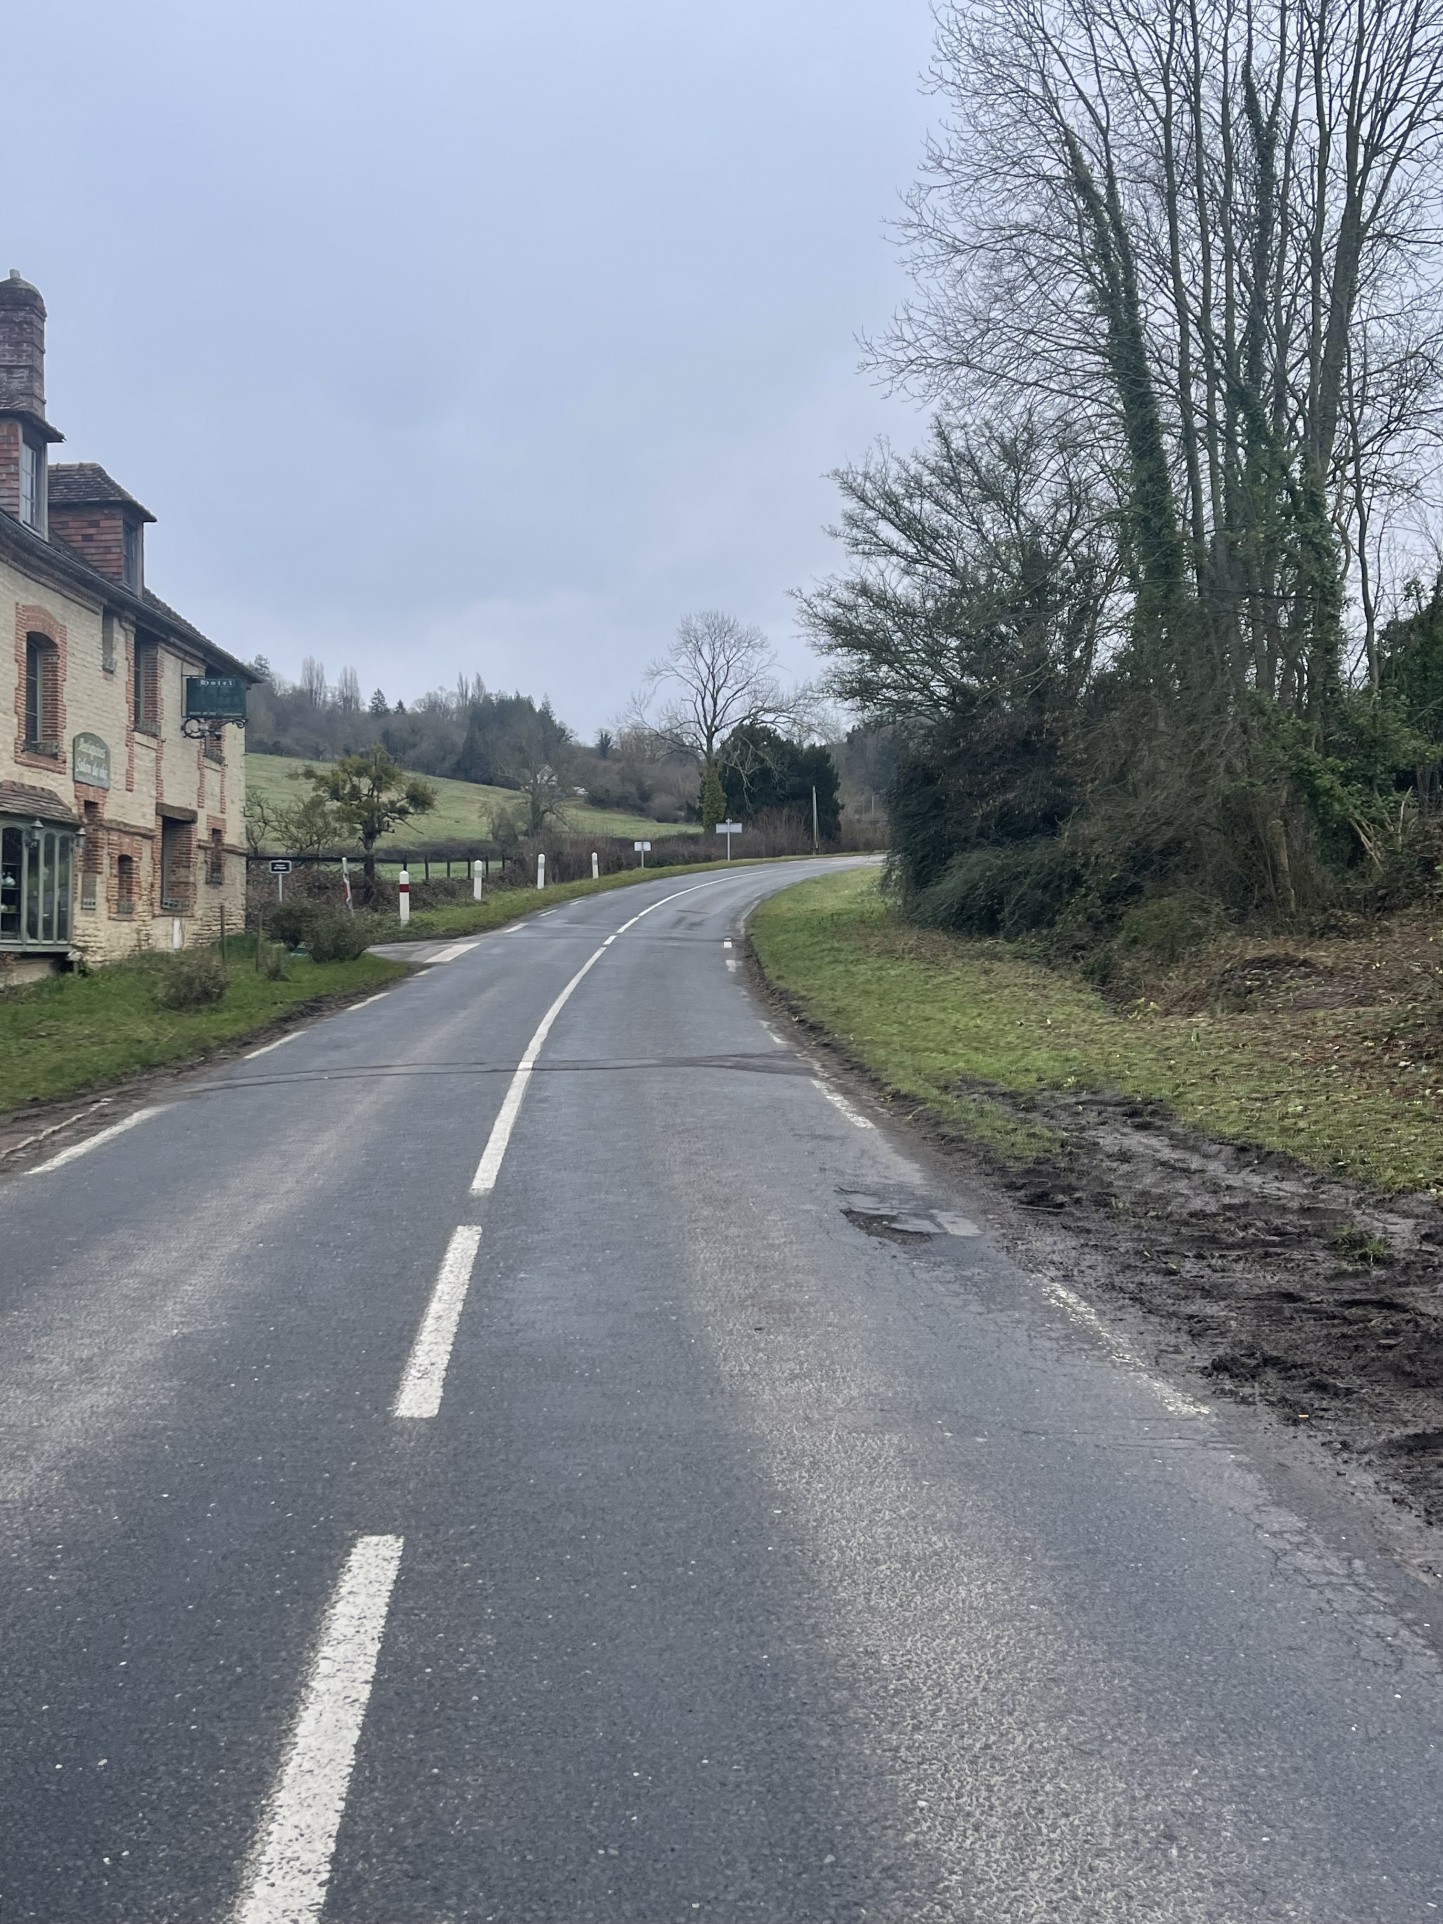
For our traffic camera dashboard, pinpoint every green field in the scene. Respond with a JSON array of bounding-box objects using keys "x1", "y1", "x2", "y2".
[
  {"x1": 751, "y1": 869, "x2": 1443, "y2": 1193},
  {"x1": 245, "y1": 753, "x2": 700, "y2": 848}
]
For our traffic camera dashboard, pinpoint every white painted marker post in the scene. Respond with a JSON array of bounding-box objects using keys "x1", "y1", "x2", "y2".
[
  {"x1": 536, "y1": 851, "x2": 546, "y2": 890},
  {"x1": 591, "y1": 850, "x2": 599, "y2": 880},
  {"x1": 398, "y1": 868, "x2": 410, "y2": 925},
  {"x1": 472, "y1": 858, "x2": 484, "y2": 901}
]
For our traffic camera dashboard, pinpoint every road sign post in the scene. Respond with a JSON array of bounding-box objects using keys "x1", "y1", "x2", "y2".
[
  {"x1": 634, "y1": 840, "x2": 651, "y2": 868},
  {"x1": 269, "y1": 857, "x2": 292, "y2": 904},
  {"x1": 715, "y1": 820, "x2": 742, "y2": 862}
]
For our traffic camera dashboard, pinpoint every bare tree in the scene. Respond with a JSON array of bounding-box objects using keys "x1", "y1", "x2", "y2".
[
  {"x1": 299, "y1": 656, "x2": 329, "y2": 709},
  {"x1": 638, "y1": 611, "x2": 793, "y2": 776},
  {"x1": 880, "y1": 0, "x2": 1443, "y2": 715},
  {"x1": 335, "y1": 666, "x2": 361, "y2": 713}
]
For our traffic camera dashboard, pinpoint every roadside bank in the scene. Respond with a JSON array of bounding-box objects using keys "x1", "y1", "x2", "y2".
[{"x1": 751, "y1": 869, "x2": 1443, "y2": 1533}]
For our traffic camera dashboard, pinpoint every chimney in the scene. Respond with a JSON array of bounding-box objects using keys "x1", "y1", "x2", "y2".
[
  {"x1": 0, "y1": 270, "x2": 63, "y2": 526},
  {"x1": 0, "y1": 270, "x2": 48, "y2": 421}
]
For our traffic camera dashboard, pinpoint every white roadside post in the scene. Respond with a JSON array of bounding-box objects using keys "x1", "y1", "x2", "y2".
[
  {"x1": 341, "y1": 855, "x2": 354, "y2": 915},
  {"x1": 398, "y1": 867, "x2": 411, "y2": 926},
  {"x1": 591, "y1": 851, "x2": 599, "y2": 880},
  {"x1": 634, "y1": 839, "x2": 651, "y2": 868},
  {"x1": 537, "y1": 852, "x2": 546, "y2": 890},
  {"x1": 472, "y1": 858, "x2": 484, "y2": 901},
  {"x1": 716, "y1": 820, "x2": 742, "y2": 863}
]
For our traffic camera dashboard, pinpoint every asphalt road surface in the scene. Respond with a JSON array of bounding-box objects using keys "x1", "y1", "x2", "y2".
[{"x1": 0, "y1": 858, "x2": 1439, "y2": 1923}]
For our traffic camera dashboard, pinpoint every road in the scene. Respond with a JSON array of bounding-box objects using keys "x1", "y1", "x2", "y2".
[{"x1": 0, "y1": 857, "x2": 1438, "y2": 1923}]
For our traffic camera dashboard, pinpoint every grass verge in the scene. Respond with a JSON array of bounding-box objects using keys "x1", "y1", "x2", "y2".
[
  {"x1": 750, "y1": 869, "x2": 1443, "y2": 1194},
  {"x1": 0, "y1": 943, "x2": 406, "y2": 1114}
]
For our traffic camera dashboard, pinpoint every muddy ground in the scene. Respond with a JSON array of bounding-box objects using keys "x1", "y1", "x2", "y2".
[{"x1": 762, "y1": 969, "x2": 1443, "y2": 1548}]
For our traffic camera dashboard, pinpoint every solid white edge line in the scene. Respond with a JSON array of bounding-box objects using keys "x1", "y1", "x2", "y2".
[
  {"x1": 31, "y1": 1105, "x2": 162, "y2": 1173},
  {"x1": 1041, "y1": 1277, "x2": 1210, "y2": 1419},
  {"x1": 245, "y1": 1033, "x2": 297, "y2": 1060},
  {"x1": 469, "y1": 878, "x2": 728, "y2": 1197},
  {"x1": 811, "y1": 1077, "x2": 876, "y2": 1130},
  {"x1": 393, "y1": 1226, "x2": 483, "y2": 1419},
  {"x1": 235, "y1": 1534, "x2": 403, "y2": 1924},
  {"x1": 346, "y1": 992, "x2": 389, "y2": 1012}
]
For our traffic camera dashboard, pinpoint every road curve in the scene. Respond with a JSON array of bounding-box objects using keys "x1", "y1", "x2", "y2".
[{"x1": 0, "y1": 857, "x2": 1437, "y2": 1922}]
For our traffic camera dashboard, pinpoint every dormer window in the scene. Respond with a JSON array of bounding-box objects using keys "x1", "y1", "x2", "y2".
[
  {"x1": 122, "y1": 518, "x2": 142, "y2": 591},
  {"x1": 19, "y1": 438, "x2": 44, "y2": 532}
]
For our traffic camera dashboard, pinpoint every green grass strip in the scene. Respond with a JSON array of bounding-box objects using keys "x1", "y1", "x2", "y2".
[
  {"x1": 0, "y1": 947, "x2": 406, "y2": 1114},
  {"x1": 750, "y1": 870, "x2": 1443, "y2": 1193}
]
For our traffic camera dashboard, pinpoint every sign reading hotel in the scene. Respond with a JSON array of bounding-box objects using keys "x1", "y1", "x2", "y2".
[{"x1": 72, "y1": 732, "x2": 111, "y2": 790}]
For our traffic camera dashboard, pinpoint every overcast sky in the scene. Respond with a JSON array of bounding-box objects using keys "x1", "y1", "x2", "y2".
[{"x1": 9, "y1": 1, "x2": 936, "y2": 735}]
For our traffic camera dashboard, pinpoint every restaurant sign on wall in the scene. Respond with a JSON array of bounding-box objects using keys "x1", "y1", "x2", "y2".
[{"x1": 72, "y1": 733, "x2": 111, "y2": 790}]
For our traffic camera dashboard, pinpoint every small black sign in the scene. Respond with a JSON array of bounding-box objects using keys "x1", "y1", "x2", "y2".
[{"x1": 268, "y1": 859, "x2": 293, "y2": 874}]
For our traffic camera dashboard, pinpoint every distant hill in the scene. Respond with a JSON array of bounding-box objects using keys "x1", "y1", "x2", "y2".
[{"x1": 245, "y1": 753, "x2": 700, "y2": 847}]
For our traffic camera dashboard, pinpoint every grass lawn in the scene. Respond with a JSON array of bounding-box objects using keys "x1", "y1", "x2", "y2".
[
  {"x1": 0, "y1": 944, "x2": 406, "y2": 1114},
  {"x1": 751, "y1": 868, "x2": 1443, "y2": 1194},
  {"x1": 246, "y1": 753, "x2": 701, "y2": 849}
]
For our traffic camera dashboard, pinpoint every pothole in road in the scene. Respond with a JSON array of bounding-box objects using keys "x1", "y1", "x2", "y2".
[
  {"x1": 840, "y1": 1193, "x2": 982, "y2": 1243},
  {"x1": 844, "y1": 1207, "x2": 937, "y2": 1243}
]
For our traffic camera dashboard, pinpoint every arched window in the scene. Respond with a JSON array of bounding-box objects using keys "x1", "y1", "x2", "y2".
[{"x1": 23, "y1": 632, "x2": 59, "y2": 756}]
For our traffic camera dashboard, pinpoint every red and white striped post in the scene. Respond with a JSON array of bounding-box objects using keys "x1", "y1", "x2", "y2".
[{"x1": 398, "y1": 867, "x2": 411, "y2": 926}]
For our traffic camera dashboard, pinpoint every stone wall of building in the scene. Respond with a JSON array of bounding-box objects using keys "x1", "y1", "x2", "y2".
[{"x1": 0, "y1": 551, "x2": 247, "y2": 969}]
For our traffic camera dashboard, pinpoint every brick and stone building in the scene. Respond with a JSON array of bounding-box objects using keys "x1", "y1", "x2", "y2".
[{"x1": 0, "y1": 269, "x2": 256, "y2": 983}]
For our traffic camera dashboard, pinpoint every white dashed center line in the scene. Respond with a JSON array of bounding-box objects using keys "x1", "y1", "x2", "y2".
[
  {"x1": 235, "y1": 1534, "x2": 404, "y2": 1924},
  {"x1": 470, "y1": 879, "x2": 727, "y2": 1197},
  {"x1": 393, "y1": 1226, "x2": 483, "y2": 1419}
]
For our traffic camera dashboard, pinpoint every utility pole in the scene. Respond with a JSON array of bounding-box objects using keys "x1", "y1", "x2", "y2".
[{"x1": 812, "y1": 786, "x2": 819, "y2": 851}]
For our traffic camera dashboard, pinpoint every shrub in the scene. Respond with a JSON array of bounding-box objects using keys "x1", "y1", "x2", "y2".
[
  {"x1": 912, "y1": 838, "x2": 1082, "y2": 936},
  {"x1": 265, "y1": 900, "x2": 317, "y2": 950},
  {"x1": 151, "y1": 947, "x2": 228, "y2": 1010},
  {"x1": 306, "y1": 911, "x2": 373, "y2": 963},
  {"x1": 257, "y1": 939, "x2": 289, "y2": 980}
]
